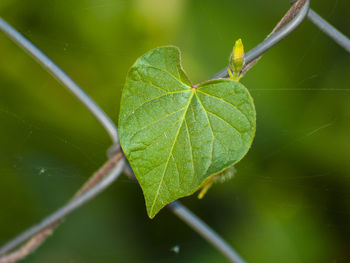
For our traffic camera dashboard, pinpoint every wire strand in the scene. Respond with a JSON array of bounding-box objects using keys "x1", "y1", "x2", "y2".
[
  {"x1": 168, "y1": 201, "x2": 246, "y2": 263},
  {"x1": 0, "y1": 155, "x2": 125, "y2": 258},
  {"x1": 210, "y1": 0, "x2": 309, "y2": 79},
  {"x1": 307, "y1": 9, "x2": 350, "y2": 53},
  {"x1": 0, "y1": 1, "x2": 310, "y2": 262},
  {"x1": 2, "y1": 0, "x2": 350, "y2": 262},
  {"x1": 0, "y1": 18, "x2": 119, "y2": 144}
]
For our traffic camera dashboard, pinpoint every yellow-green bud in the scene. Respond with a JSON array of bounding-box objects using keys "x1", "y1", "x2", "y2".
[{"x1": 229, "y1": 38, "x2": 244, "y2": 81}]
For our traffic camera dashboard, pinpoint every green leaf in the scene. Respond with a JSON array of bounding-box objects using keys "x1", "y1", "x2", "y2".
[{"x1": 119, "y1": 46, "x2": 256, "y2": 218}]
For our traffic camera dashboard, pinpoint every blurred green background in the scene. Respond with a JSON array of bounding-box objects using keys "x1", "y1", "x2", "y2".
[{"x1": 1, "y1": 0, "x2": 350, "y2": 262}]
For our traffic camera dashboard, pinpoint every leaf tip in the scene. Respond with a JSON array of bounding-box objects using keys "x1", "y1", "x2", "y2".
[
  {"x1": 146, "y1": 197, "x2": 163, "y2": 219},
  {"x1": 147, "y1": 205, "x2": 159, "y2": 219}
]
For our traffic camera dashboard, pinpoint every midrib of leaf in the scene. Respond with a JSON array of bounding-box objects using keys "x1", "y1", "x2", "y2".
[
  {"x1": 194, "y1": 93, "x2": 215, "y2": 170},
  {"x1": 150, "y1": 88, "x2": 195, "y2": 216},
  {"x1": 184, "y1": 118, "x2": 195, "y2": 175}
]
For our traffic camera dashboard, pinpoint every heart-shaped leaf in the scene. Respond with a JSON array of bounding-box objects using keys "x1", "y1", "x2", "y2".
[{"x1": 119, "y1": 46, "x2": 256, "y2": 218}]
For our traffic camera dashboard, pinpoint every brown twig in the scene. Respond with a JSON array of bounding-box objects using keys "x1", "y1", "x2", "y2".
[{"x1": 0, "y1": 151, "x2": 124, "y2": 263}]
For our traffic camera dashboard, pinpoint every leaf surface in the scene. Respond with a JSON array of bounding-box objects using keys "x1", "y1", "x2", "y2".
[{"x1": 119, "y1": 46, "x2": 256, "y2": 218}]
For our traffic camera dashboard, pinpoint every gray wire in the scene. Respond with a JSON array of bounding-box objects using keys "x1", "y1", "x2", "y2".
[
  {"x1": 2, "y1": 0, "x2": 350, "y2": 261},
  {"x1": 289, "y1": 0, "x2": 350, "y2": 53},
  {"x1": 0, "y1": 15, "x2": 249, "y2": 262},
  {"x1": 0, "y1": 159, "x2": 124, "y2": 256},
  {"x1": 0, "y1": 17, "x2": 119, "y2": 144},
  {"x1": 210, "y1": 0, "x2": 310, "y2": 79},
  {"x1": 307, "y1": 9, "x2": 350, "y2": 53},
  {"x1": 0, "y1": 1, "x2": 310, "y2": 261},
  {"x1": 168, "y1": 201, "x2": 246, "y2": 263},
  {"x1": 122, "y1": 161, "x2": 245, "y2": 263}
]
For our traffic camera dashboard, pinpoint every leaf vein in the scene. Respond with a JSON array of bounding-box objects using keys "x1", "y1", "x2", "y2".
[
  {"x1": 142, "y1": 64, "x2": 190, "y2": 89},
  {"x1": 194, "y1": 94, "x2": 215, "y2": 172},
  {"x1": 124, "y1": 91, "x2": 190, "y2": 122},
  {"x1": 197, "y1": 90, "x2": 250, "y2": 124},
  {"x1": 184, "y1": 118, "x2": 195, "y2": 177},
  {"x1": 131, "y1": 79, "x2": 168, "y2": 92},
  {"x1": 129, "y1": 107, "x2": 186, "y2": 141}
]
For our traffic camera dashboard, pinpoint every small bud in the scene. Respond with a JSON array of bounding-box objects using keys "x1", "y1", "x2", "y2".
[{"x1": 229, "y1": 38, "x2": 245, "y2": 81}]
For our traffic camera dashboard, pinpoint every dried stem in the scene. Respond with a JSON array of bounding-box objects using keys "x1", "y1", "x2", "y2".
[
  {"x1": 0, "y1": 225, "x2": 58, "y2": 263},
  {"x1": 0, "y1": 152, "x2": 124, "y2": 263}
]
